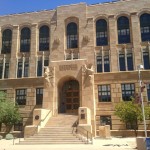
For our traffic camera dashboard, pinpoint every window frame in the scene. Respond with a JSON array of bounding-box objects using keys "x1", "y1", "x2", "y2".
[
  {"x1": 16, "y1": 89, "x2": 27, "y2": 105},
  {"x1": 36, "y1": 88, "x2": 43, "y2": 105}
]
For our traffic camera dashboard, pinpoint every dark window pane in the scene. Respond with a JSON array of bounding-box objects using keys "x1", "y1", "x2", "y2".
[
  {"x1": 117, "y1": 16, "x2": 130, "y2": 44},
  {"x1": 143, "y1": 52, "x2": 150, "y2": 69},
  {"x1": 104, "y1": 55, "x2": 110, "y2": 72},
  {"x1": 16, "y1": 89, "x2": 26, "y2": 105},
  {"x1": 140, "y1": 14, "x2": 150, "y2": 42},
  {"x1": 4, "y1": 63, "x2": 9, "y2": 78},
  {"x1": 36, "y1": 88, "x2": 43, "y2": 105},
  {"x1": 119, "y1": 54, "x2": 126, "y2": 71},
  {"x1": 20, "y1": 27, "x2": 31, "y2": 52},
  {"x1": 96, "y1": 19, "x2": 108, "y2": 46},
  {"x1": 24, "y1": 61, "x2": 29, "y2": 77},
  {"x1": 147, "y1": 84, "x2": 150, "y2": 101},
  {"x1": 2, "y1": 29, "x2": 12, "y2": 54},
  {"x1": 127, "y1": 53, "x2": 134, "y2": 71},
  {"x1": 67, "y1": 22, "x2": 78, "y2": 49},
  {"x1": 97, "y1": 56, "x2": 102, "y2": 72},
  {"x1": 37, "y1": 60, "x2": 42, "y2": 76},
  {"x1": 100, "y1": 116, "x2": 112, "y2": 129},
  {"x1": 39, "y1": 25, "x2": 49, "y2": 51},
  {"x1": 0, "y1": 63, "x2": 3, "y2": 79},
  {"x1": 17, "y1": 62, "x2": 22, "y2": 78}
]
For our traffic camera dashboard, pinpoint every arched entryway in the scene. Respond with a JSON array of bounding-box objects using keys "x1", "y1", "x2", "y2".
[{"x1": 59, "y1": 80, "x2": 79, "y2": 114}]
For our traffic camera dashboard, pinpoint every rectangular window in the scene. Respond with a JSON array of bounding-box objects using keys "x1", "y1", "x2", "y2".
[
  {"x1": 36, "y1": 88, "x2": 43, "y2": 105},
  {"x1": 16, "y1": 89, "x2": 26, "y2": 105},
  {"x1": 121, "y1": 83, "x2": 135, "y2": 101},
  {"x1": 119, "y1": 54, "x2": 126, "y2": 71},
  {"x1": 17, "y1": 62, "x2": 23, "y2": 78},
  {"x1": 143, "y1": 52, "x2": 150, "y2": 69},
  {"x1": 98, "y1": 85, "x2": 111, "y2": 102},
  {"x1": 104, "y1": 55, "x2": 110, "y2": 72},
  {"x1": 24, "y1": 61, "x2": 29, "y2": 77},
  {"x1": 147, "y1": 84, "x2": 150, "y2": 101},
  {"x1": 14, "y1": 119, "x2": 23, "y2": 131},
  {"x1": 37, "y1": 60, "x2": 42, "y2": 76},
  {"x1": 127, "y1": 53, "x2": 134, "y2": 71},
  {"x1": 100, "y1": 116, "x2": 112, "y2": 129},
  {"x1": 4, "y1": 63, "x2": 9, "y2": 78},
  {"x1": 97, "y1": 56, "x2": 102, "y2": 72}
]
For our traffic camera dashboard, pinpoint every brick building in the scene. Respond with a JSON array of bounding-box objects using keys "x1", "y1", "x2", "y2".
[{"x1": 0, "y1": 0, "x2": 150, "y2": 137}]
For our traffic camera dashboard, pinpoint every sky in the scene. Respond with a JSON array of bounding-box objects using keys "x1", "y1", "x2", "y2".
[{"x1": 0, "y1": 0, "x2": 112, "y2": 16}]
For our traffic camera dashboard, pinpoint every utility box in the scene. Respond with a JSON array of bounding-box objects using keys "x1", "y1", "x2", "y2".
[{"x1": 78, "y1": 107, "x2": 91, "y2": 125}]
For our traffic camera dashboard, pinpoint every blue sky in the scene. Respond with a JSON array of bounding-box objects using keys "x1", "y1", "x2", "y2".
[{"x1": 0, "y1": 0, "x2": 111, "y2": 15}]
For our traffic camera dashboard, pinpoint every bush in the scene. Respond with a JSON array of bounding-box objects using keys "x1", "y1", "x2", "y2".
[
  {"x1": 0, "y1": 135, "x2": 3, "y2": 140},
  {"x1": 5, "y1": 134, "x2": 14, "y2": 140}
]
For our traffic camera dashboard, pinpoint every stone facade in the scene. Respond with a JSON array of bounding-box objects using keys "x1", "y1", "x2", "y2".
[{"x1": 0, "y1": 0, "x2": 150, "y2": 137}]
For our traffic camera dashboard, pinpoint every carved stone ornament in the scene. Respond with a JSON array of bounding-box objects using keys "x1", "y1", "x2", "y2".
[
  {"x1": 44, "y1": 67, "x2": 54, "y2": 88},
  {"x1": 83, "y1": 63, "x2": 94, "y2": 81}
]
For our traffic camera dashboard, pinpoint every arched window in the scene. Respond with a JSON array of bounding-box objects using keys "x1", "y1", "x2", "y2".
[
  {"x1": 20, "y1": 27, "x2": 31, "y2": 52},
  {"x1": 140, "y1": 13, "x2": 150, "y2": 42},
  {"x1": 67, "y1": 22, "x2": 78, "y2": 49},
  {"x1": 39, "y1": 25, "x2": 49, "y2": 51},
  {"x1": 2, "y1": 29, "x2": 12, "y2": 54},
  {"x1": 117, "y1": 16, "x2": 130, "y2": 44},
  {"x1": 96, "y1": 19, "x2": 108, "y2": 46}
]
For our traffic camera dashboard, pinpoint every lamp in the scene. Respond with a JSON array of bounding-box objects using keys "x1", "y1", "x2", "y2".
[{"x1": 137, "y1": 64, "x2": 147, "y2": 137}]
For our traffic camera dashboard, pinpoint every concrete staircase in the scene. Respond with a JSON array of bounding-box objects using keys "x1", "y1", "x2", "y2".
[{"x1": 18, "y1": 114, "x2": 83, "y2": 144}]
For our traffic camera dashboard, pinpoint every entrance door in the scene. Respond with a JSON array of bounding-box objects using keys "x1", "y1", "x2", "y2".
[{"x1": 61, "y1": 80, "x2": 79, "y2": 114}]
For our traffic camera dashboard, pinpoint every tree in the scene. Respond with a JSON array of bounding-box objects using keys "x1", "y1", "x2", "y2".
[
  {"x1": 0, "y1": 91, "x2": 21, "y2": 133},
  {"x1": 114, "y1": 98, "x2": 144, "y2": 136}
]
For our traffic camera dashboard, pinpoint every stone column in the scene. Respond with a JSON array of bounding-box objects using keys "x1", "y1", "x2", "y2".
[
  {"x1": 30, "y1": 24, "x2": 38, "y2": 77},
  {"x1": 131, "y1": 12, "x2": 142, "y2": 68},
  {"x1": 9, "y1": 25, "x2": 19, "y2": 78},
  {"x1": 108, "y1": 15, "x2": 118, "y2": 72}
]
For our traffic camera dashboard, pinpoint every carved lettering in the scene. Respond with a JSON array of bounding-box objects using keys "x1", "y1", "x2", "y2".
[{"x1": 59, "y1": 64, "x2": 77, "y2": 71}]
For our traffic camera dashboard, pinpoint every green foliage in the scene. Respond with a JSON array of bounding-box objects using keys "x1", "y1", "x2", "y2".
[
  {"x1": 5, "y1": 133, "x2": 14, "y2": 140},
  {"x1": 0, "y1": 91, "x2": 21, "y2": 132}
]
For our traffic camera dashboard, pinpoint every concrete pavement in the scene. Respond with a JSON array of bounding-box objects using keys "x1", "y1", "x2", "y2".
[{"x1": 0, "y1": 137, "x2": 137, "y2": 150}]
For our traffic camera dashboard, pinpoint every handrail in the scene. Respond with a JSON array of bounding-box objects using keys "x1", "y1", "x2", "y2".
[{"x1": 76, "y1": 126, "x2": 93, "y2": 144}]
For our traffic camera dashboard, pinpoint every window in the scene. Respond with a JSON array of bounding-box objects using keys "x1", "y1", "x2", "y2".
[
  {"x1": 65, "y1": 51, "x2": 79, "y2": 60},
  {"x1": 1, "y1": 29, "x2": 12, "y2": 54},
  {"x1": 67, "y1": 22, "x2": 78, "y2": 49},
  {"x1": 100, "y1": 116, "x2": 112, "y2": 129},
  {"x1": 17, "y1": 58, "x2": 29, "y2": 78},
  {"x1": 0, "y1": 59, "x2": 10, "y2": 79},
  {"x1": 16, "y1": 89, "x2": 26, "y2": 105},
  {"x1": 36, "y1": 88, "x2": 43, "y2": 105},
  {"x1": 117, "y1": 16, "x2": 130, "y2": 44},
  {"x1": 140, "y1": 13, "x2": 150, "y2": 42},
  {"x1": 37, "y1": 56, "x2": 49, "y2": 77},
  {"x1": 143, "y1": 51, "x2": 150, "y2": 69},
  {"x1": 39, "y1": 25, "x2": 49, "y2": 51},
  {"x1": 121, "y1": 83, "x2": 135, "y2": 101},
  {"x1": 119, "y1": 50, "x2": 134, "y2": 71},
  {"x1": 14, "y1": 119, "x2": 23, "y2": 131},
  {"x1": 20, "y1": 27, "x2": 31, "y2": 52},
  {"x1": 98, "y1": 85, "x2": 111, "y2": 102},
  {"x1": 96, "y1": 19, "x2": 108, "y2": 46},
  {"x1": 147, "y1": 84, "x2": 150, "y2": 101},
  {"x1": 96, "y1": 51, "x2": 110, "y2": 73}
]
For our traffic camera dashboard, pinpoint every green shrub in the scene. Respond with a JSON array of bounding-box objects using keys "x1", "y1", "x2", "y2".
[
  {"x1": 5, "y1": 134, "x2": 14, "y2": 140},
  {"x1": 0, "y1": 135, "x2": 3, "y2": 140}
]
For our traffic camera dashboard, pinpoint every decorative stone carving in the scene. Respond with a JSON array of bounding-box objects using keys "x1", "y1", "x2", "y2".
[
  {"x1": 52, "y1": 37, "x2": 60, "y2": 50},
  {"x1": 83, "y1": 63, "x2": 94, "y2": 82},
  {"x1": 44, "y1": 67, "x2": 54, "y2": 88}
]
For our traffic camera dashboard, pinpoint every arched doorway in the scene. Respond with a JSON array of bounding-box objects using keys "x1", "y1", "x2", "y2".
[{"x1": 59, "y1": 80, "x2": 79, "y2": 114}]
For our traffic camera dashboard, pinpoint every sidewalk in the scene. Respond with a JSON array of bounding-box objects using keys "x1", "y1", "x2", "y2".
[{"x1": 0, "y1": 137, "x2": 137, "y2": 150}]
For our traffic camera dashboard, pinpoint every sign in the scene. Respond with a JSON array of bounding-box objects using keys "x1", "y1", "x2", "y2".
[
  {"x1": 59, "y1": 64, "x2": 77, "y2": 71},
  {"x1": 146, "y1": 138, "x2": 150, "y2": 150}
]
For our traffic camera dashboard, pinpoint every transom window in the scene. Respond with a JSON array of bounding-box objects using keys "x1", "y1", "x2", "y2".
[
  {"x1": 117, "y1": 16, "x2": 130, "y2": 44},
  {"x1": 67, "y1": 22, "x2": 78, "y2": 49},
  {"x1": 140, "y1": 13, "x2": 150, "y2": 42},
  {"x1": 16, "y1": 89, "x2": 27, "y2": 105},
  {"x1": 121, "y1": 83, "x2": 135, "y2": 101},
  {"x1": 98, "y1": 85, "x2": 111, "y2": 102},
  {"x1": 96, "y1": 19, "x2": 108, "y2": 46},
  {"x1": 39, "y1": 25, "x2": 49, "y2": 51},
  {"x1": 20, "y1": 27, "x2": 31, "y2": 52},
  {"x1": 36, "y1": 88, "x2": 43, "y2": 105},
  {"x1": 2, "y1": 29, "x2": 12, "y2": 54}
]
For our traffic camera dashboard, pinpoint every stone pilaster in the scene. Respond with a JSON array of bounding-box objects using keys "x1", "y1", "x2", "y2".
[
  {"x1": 30, "y1": 24, "x2": 38, "y2": 77},
  {"x1": 9, "y1": 25, "x2": 19, "y2": 78},
  {"x1": 131, "y1": 12, "x2": 142, "y2": 69},
  {"x1": 108, "y1": 15, "x2": 118, "y2": 72}
]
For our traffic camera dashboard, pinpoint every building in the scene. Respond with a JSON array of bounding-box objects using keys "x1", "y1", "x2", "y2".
[{"x1": 0, "y1": 0, "x2": 150, "y2": 137}]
